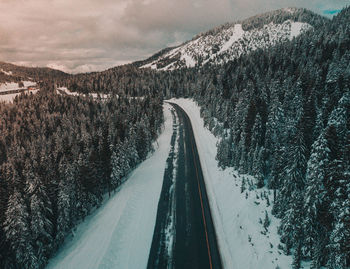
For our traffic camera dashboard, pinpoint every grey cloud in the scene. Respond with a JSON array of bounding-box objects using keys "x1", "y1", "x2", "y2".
[{"x1": 0, "y1": 0, "x2": 348, "y2": 73}]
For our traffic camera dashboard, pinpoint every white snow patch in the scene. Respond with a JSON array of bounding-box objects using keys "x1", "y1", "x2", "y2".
[
  {"x1": 56, "y1": 87, "x2": 80, "y2": 96},
  {"x1": 0, "y1": 81, "x2": 36, "y2": 93},
  {"x1": 180, "y1": 53, "x2": 196, "y2": 68},
  {"x1": 164, "y1": 46, "x2": 182, "y2": 59},
  {"x1": 219, "y1": 24, "x2": 244, "y2": 53},
  {"x1": 56, "y1": 87, "x2": 110, "y2": 100},
  {"x1": 57, "y1": 87, "x2": 144, "y2": 101},
  {"x1": 290, "y1": 21, "x2": 311, "y2": 39},
  {"x1": 89, "y1": 93, "x2": 110, "y2": 99},
  {"x1": 47, "y1": 104, "x2": 174, "y2": 269},
  {"x1": 0, "y1": 69, "x2": 13, "y2": 76},
  {"x1": 160, "y1": 62, "x2": 176, "y2": 71},
  {"x1": 140, "y1": 61, "x2": 158, "y2": 69},
  {"x1": 0, "y1": 82, "x2": 20, "y2": 93},
  {"x1": 23, "y1": 81, "x2": 36, "y2": 87},
  {"x1": 169, "y1": 98, "x2": 292, "y2": 269}
]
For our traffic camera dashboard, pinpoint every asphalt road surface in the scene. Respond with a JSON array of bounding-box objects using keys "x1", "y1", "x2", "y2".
[{"x1": 147, "y1": 103, "x2": 222, "y2": 269}]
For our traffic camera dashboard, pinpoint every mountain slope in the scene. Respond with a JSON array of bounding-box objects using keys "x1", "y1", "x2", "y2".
[
  {"x1": 0, "y1": 62, "x2": 69, "y2": 102},
  {"x1": 138, "y1": 8, "x2": 327, "y2": 71},
  {"x1": 0, "y1": 61, "x2": 68, "y2": 84}
]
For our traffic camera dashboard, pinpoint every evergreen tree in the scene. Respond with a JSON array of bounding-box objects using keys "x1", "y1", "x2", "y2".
[
  {"x1": 4, "y1": 190, "x2": 37, "y2": 268},
  {"x1": 56, "y1": 160, "x2": 78, "y2": 244},
  {"x1": 303, "y1": 133, "x2": 329, "y2": 260},
  {"x1": 280, "y1": 191, "x2": 304, "y2": 256}
]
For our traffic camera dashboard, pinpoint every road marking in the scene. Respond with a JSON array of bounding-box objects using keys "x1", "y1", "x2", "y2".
[{"x1": 187, "y1": 117, "x2": 213, "y2": 269}]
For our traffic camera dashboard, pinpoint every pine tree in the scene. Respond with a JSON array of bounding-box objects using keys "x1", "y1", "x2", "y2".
[
  {"x1": 280, "y1": 191, "x2": 304, "y2": 256},
  {"x1": 327, "y1": 198, "x2": 350, "y2": 269},
  {"x1": 4, "y1": 190, "x2": 37, "y2": 268},
  {"x1": 25, "y1": 159, "x2": 54, "y2": 267},
  {"x1": 56, "y1": 160, "x2": 78, "y2": 244},
  {"x1": 217, "y1": 134, "x2": 233, "y2": 169},
  {"x1": 253, "y1": 146, "x2": 265, "y2": 188},
  {"x1": 276, "y1": 128, "x2": 307, "y2": 217},
  {"x1": 303, "y1": 133, "x2": 329, "y2": 260},
  {"x1": 263, "y1": 210, "x2": 270, "y2": 231},
  {"x1": 327, "y1": 165, "x2": 350, "y2": 269},
  {"x1": 110, "y1": 149, "x2": 122, "y2": 191}
]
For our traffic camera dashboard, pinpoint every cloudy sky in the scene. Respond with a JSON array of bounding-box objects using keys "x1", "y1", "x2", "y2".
[{"x1": 0, "y1": 0, "x2": 347, "y2": 73}]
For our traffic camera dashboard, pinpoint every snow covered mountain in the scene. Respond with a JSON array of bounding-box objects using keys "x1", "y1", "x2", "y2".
[{"x1": 138, "y1": 8, "x2": 324, "y2": 71}]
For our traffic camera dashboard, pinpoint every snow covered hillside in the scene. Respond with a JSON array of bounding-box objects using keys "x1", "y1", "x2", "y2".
[
  {"x1": 169, "y1": 98, "x2": 292, "y2": 269},
  {"x1": 47, "y1": 104, "x2": 174, "y2": 269},
  {"x1": 140, "y1": 8, "x2": 315, "y2": 71}
]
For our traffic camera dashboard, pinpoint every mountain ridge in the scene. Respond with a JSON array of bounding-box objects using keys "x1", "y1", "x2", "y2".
[
  {"x1": 137, "y1": 7, "x2": 328, "y2": 70},
  {"x1": 1, "y1": 7, "x2": 328, "y2": 77},
  {"x1": 0, "y1": 61, "x2": 68, "y2": 84}
]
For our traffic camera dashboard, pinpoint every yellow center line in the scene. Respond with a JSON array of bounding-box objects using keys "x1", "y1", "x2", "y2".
[{"x1": 189, "y1": 121, "x2": 213, "y2": 269}]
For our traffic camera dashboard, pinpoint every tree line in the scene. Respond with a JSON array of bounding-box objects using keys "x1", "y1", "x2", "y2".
[{"x1": 0, "y1": 90, "x2": 163, "y2": 268}]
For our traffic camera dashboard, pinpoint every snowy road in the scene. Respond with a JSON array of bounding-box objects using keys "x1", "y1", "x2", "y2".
[
  {"x1": 47, "y1": 99, "x2": 291, "y2": 269},
  {"x1": 47, "y1": 104, "x2": 174, "y2": 269},
  {"x1": 147, "y1": 103, "x2": 222, "y2": 269},
  {"x1": 169, "y1": 99, "x2": 292, "y2": 269}
]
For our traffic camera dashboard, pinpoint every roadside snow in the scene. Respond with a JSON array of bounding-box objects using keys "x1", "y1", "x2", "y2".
[
  {"x1": 169, "y1": 98, "x2": 292, "y2": 269},
  {"x1": 47, "y1": 104, "x2": 174, "y2": 269},
  {"x1": 164, "y1": 110, "x2": 179, "y2": 267}
]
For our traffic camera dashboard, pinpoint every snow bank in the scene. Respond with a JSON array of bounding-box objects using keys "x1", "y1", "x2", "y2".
[
  {"x1": 169, "y1": 98, "x2": 292, "y2": 269},
  {"x1": 47, "y1": 104, "x2": 174, "y2": 269}
]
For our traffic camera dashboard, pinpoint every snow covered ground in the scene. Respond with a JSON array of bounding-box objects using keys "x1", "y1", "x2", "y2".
[
  {"x1": 169, "y1": 98, "x2": 292, "y2": 269},
  {"x1": 0, "y1": 81, "x2": 38, "y2": 102},
  {"x1": 56, "y1": 87, "x2": 81, "y2": 97},
  {"x1": 56, "y1": 87, "x2": 111, "y2": 99},
  {"x1": 47, "y1": 103, "x2": 174, "y2": 269},
  {"x1": 0, "y1": 81, "x2": 36, "y2": 93},
  {"x1": 0, "y1": 90, "x2": 39, "y2": 103}
]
